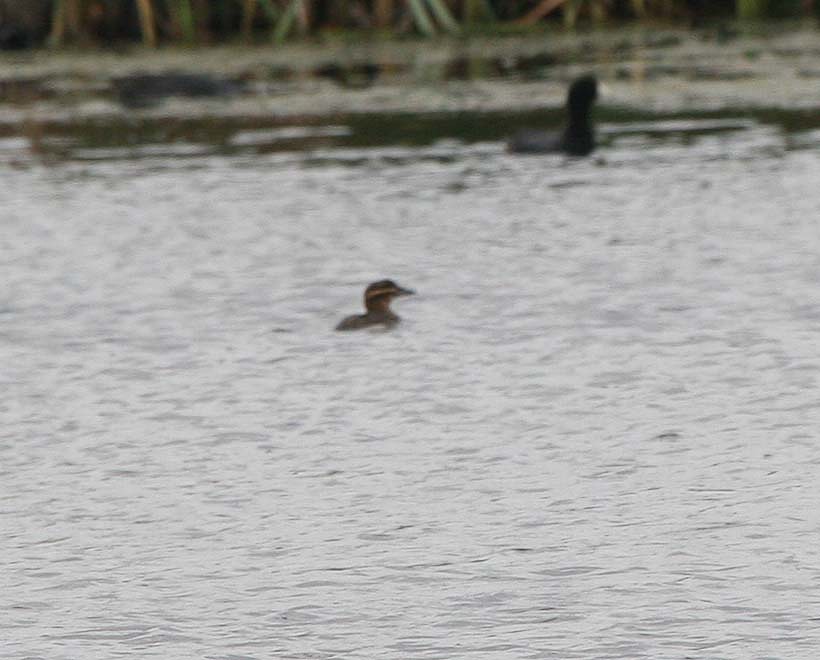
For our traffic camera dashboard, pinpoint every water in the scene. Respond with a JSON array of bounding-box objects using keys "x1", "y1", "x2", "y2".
[{"x1": 3, "y1": 119, "x2": 820, "y2": 659}]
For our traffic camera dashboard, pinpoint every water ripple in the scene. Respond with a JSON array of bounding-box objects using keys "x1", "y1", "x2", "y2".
[{"x1": 3, "y1": 123, "x2": 820, "y2": 659}]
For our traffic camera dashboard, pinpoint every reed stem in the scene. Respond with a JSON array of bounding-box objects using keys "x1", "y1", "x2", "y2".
[
  {"x1": 516, "y1": 0, "x2": 567, "y2": 26},
  {"x1": 737, "y1": 0, "x2": 769, "y2": 18},
  {"x1": 425, "y1": 0, "x2": 461, "y2": 33},
  {"x1": 375, "y1": 0, "x2": 394, "y2": 27},
  {"x1": 136, "y1": 0, "x2": 158, "y2": 46},
  {"x1": 463, "y1": 0, "x2": 496, "y2": 23},
  {"x1": 407, "y1": 0, "x2": 437, "y2": 35},
  {"x1": 273, "y1": 0, "x2": 303, "y2": 43},
  {"x1": 33, "y1": 0, "x2": 814, "y2": 47},
  {"x1": 49, "y1": 0, "x2": 67, "y2": 47},
  {"x1": 173, "y1": 0, "x2": 196, "y2": 43},
  {"x1": 241, "y1": 0, "x2": 258, "y2": 41}
]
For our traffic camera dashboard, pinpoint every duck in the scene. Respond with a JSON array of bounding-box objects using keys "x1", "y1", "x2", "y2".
[
  {"x1": 335, "y1": 280, "x2": 415, "y2": 331},
  {"x1": 508, "y1": 75, "x2": 599, "y2": 156},
  {"x1": 112, "y1": 72, "x2": 246, "y2": 108}
]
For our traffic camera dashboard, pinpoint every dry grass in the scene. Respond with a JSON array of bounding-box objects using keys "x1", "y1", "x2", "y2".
[{"x1": 45, "y1": 0, "x2": 811, "y2": 47}]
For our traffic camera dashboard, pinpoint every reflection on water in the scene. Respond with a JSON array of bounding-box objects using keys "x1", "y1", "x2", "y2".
[
  {"x1": 5, "y1": 102, "x2": 820, "y2": 166},
  {"x1": 3, "y1": 121, "x2": 820, "y2": 659}
]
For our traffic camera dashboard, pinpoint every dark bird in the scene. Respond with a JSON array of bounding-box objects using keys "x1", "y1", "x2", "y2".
[
  {"x1": 112, "y1": 72, "x2": 246, "y2": 108},
  {"x1": 335, "y1": 280, "x2": 415, "y2": 331},
  {"x1": 508, "y1": 75, "x2": 599, "y2": 156}
]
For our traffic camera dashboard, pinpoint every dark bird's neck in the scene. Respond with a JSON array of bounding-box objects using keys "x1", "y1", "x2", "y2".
[
  {"x1": 561, "y1": 102, "x2": 595, "y2": 156},
  {"x1": 561, "y1": 125, "x2": 593, "y2": 155}
]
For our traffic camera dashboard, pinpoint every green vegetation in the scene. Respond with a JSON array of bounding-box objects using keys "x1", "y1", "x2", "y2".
[{"x1": 45, "y1": 0, "x2": 818, "y2": 47}]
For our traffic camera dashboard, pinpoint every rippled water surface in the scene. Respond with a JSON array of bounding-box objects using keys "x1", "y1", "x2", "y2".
[{"x1": 3, "y1": 120, "x2": 820, "y2": 659}]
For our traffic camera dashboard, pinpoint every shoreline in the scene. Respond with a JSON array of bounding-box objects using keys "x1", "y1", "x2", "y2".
[{"x1": 2, "y1": 26, "x2": 820, "y2": 130}]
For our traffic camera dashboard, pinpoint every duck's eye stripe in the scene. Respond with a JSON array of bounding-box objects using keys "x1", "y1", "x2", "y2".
[{"x1": 366, "y1": 288, "x2": 394, "y2": 298}]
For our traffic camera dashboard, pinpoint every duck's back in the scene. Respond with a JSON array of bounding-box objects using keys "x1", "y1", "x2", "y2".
[
  {"x1": 507, "y1": 129, "x2": 562, "y2": 154},
  {"x1": 335, "y1": 314, "x2": 369, "y2": 331},
  {"x1": 335, "y1": 311, "x2": 399, "y2": 331},
  {"x1": 508, "y1": 127, "x2": 594, "y2": 156}
]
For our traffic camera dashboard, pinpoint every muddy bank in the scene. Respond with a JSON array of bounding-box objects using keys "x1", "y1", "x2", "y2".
[{"x1": 1, "y1": 25, "x2": 820, "y2": 155}]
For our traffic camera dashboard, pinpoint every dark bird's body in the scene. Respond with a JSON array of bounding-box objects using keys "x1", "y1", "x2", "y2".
[
  {"x1": 112, "y1": 72, "x2": 245, "y2": 108},
  {"x1": 335, "y1": 280, "x2": 414, "y2": 331},
  {"x1": 508, "y1": 75, "x2": 599, "y2": 156}
]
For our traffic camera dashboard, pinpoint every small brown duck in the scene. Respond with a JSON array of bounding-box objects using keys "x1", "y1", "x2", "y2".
[{"x1": 335, "y1": 280, "x2": 415, "y2": 331}]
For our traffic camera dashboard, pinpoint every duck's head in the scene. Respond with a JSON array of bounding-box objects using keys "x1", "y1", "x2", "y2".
[
  {"x1": 567, "y1": 75, "x2": 598, "y2": 114},
  {"x1": 364, "y1": 279, "x2": 415, "y2": 311}
]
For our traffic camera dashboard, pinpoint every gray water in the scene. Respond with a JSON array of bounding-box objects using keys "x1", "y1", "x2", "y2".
[{"x1": 3, "y1": 121, "x2": 820, "y2": 659}]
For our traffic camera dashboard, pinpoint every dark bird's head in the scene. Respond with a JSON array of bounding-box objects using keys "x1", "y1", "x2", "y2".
[
  {"x1": 566, "y1": 75, "x2": 598, "y2": 117},
  {"x1": 364, "y1": 279, "x2": 414, "y2": 312}
]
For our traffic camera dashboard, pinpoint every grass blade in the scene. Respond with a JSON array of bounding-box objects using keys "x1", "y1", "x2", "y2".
[
  {"x1": 464, "y1": 0, "x2": 496, "y2": 23},
  {"x1": 407, "y1": 0, "x2": 437, "y2": 35},
  {"x1": 425, "y1": 0, "x2": 461, "y2": 33},
  {"x1": 273, "y1": 0, "x2": 302, "y2": 43},
  {"x1": 174, "y1": 0, "x2": 196, "y2": 43},
  {"x1": 136, "y1": 0, "x2": 158, "y2": 46},
  {"x1": 737, "y1": 0, "x2": 768, "y2": 18},
  {"x1": 49, "y1": 0, "x2": 67, "y2": 47}
]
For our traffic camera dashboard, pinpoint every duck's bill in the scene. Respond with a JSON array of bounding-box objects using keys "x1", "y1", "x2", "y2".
[{"x1": 395, "y1": 286, "x2": 415, "y2": 296}]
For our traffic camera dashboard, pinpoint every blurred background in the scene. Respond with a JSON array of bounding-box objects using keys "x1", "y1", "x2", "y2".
[
  {"x1": 0, "y1": 1, "x2": 819, "y2": 48},
  {"x1": 2, "y1": 0, "x2": 820, "y2": 156}
]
